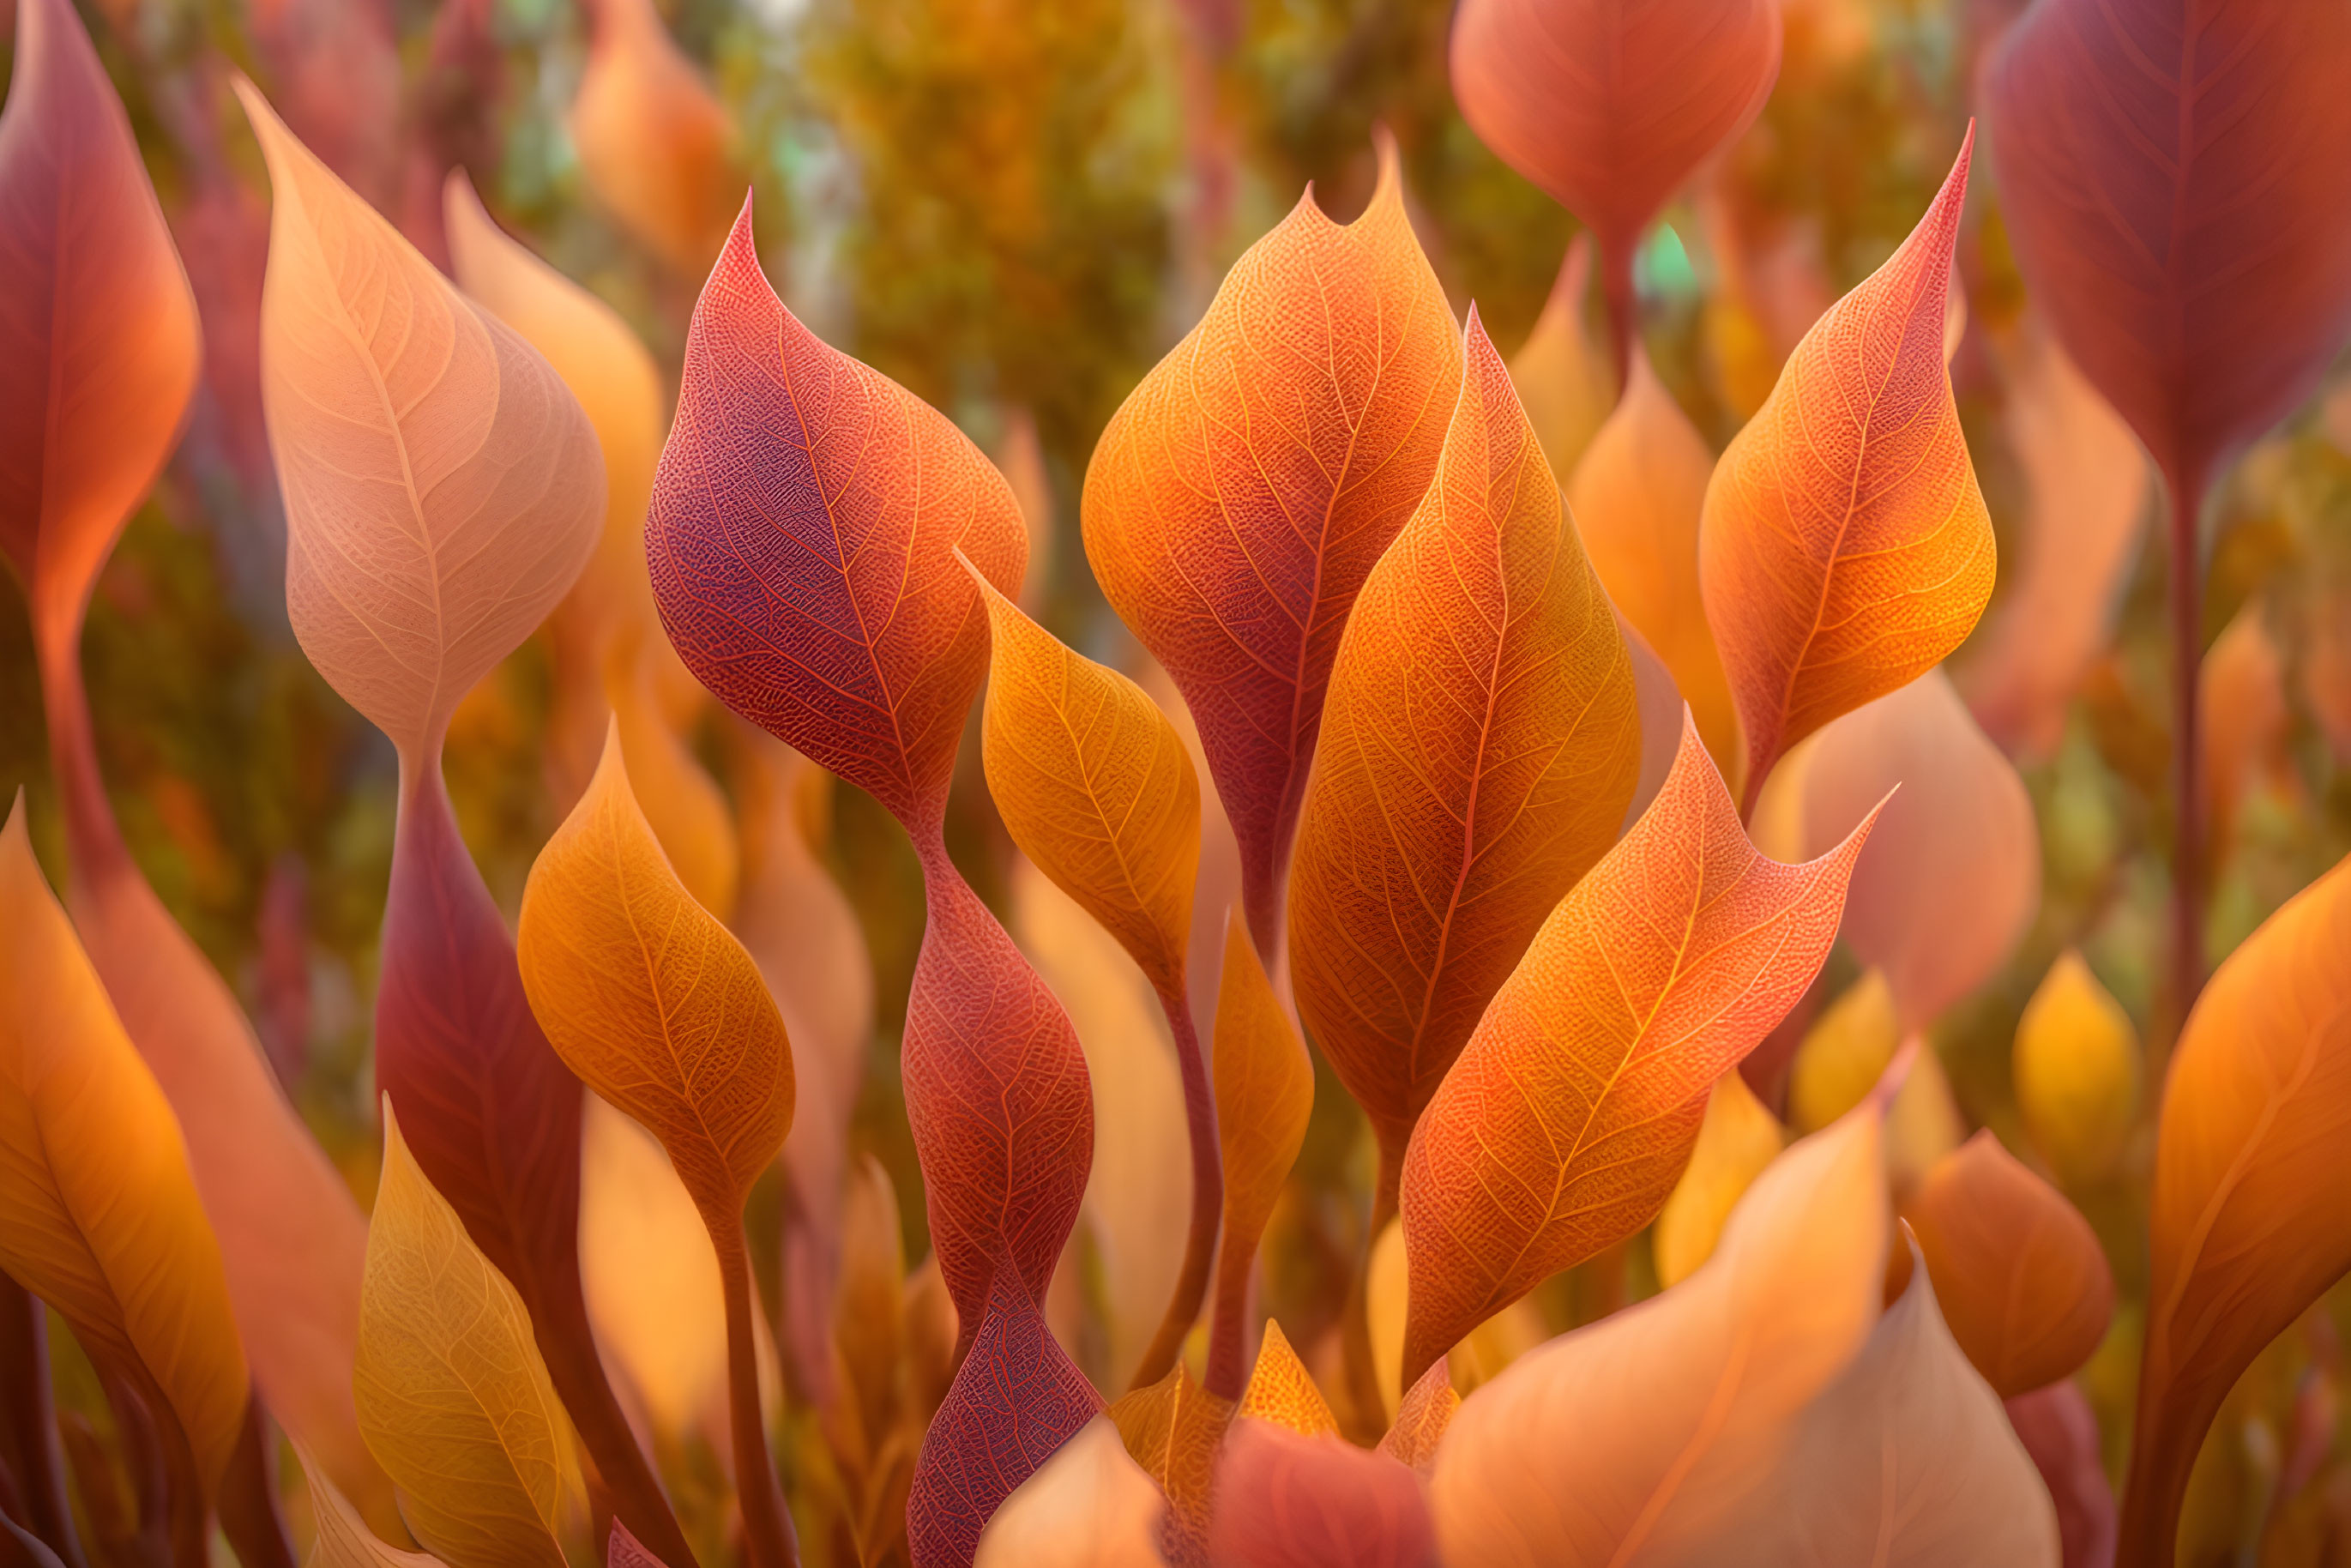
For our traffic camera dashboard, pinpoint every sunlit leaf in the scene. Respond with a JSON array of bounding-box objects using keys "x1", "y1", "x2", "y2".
[
  {"x1": 1698, "y1": 136, "x2": 1994, "y2": 807},
  {"x1": 2013, "y1": 952, "x2": 2140, "y2": 1185},
  {"x1": 1105, "y1": 1362, "x2": 1229, "y2": 1549},
  {"x1": 1399, "y1": 717, "x2": 1876, "y2": 1383},
  {"x1": 568, "y1": 0, "x2": 742, "y2": 276},
  {"x1": 1507, "y1": 235, "x2": 1615, "y2": 483},
  {"x1": 1291, "y1": 306, "x2": 1639, "y2": 1217},
  {"x1": 295, "y1": 1442, "x2": 442, "y2": 1568},
  {"x1": 1787, "y1": 971, "x2": 1898, "y2": 1134},
  {"x1": 974, "y1": 1415, "x2": 1171, "y2": 1568},
  {"x1": 1206, "y1": 1419, "x2": 1436, "y2": 1568},
  {"x1": 355, "y1": 1102, "x2": 574, "y2": 1568},
  {"x1": 1236, "y1": 1321, "x2": 1338, "y2": 1439},
  {"x1": 1081, "y1": 134, "x2": 1462, "y2": 959},
  {"x1": 1426, "y1": 1107, "x2": 1889, "y2": 1565},
  {"x1": 2119, "y1": 853, "x2": 2351, "y2": 1563},
  {"x1": 1376, "y1": 1363, "x2": 1457, "y2": 1478},
  {"x1": 1653, "y1": 1070, "x2": 1785, "y2": 1289}
]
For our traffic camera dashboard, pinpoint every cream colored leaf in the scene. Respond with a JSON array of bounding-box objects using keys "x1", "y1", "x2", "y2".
[{"x1": 974, "y1": 1416, "x2": 1172, "y2": 1568}]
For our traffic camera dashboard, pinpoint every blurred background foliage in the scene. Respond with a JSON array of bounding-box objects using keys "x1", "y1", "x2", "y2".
[{"x1": 4, "y1": 0, "x2": 2351, "y2": 1559}]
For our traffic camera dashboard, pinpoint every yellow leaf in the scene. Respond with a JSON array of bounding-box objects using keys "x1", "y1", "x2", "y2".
[
  {"x1": 1886, "y1": 1046, "x2": 1964, "y2": 1200},
  {"x1": 1788, "y1": 970, "x2": 1899, "y2": 1133},
  {"x1": 1106, "y1": 1362, "x2": 1232, "y2": 1546},
  {"x1": 1367, "y1": 1219, "x2": 1408, "y2": 1424},
  {"x1": 1653, "y1": 1070, "x2": 1786, "y2": 1288},
  {"x1": 2013, "y1": 950, "x2": 2140, "y2": 1183},
  {"x1": 1236, "y1": 1320, "x2": 1338, "y2": 1438},
  {"x1": 0, "y1": 798, "x2": 247, "y2": 1504},
  {"x1": 296, "y1": 1441, "x2": 443, "y2": 1568},
  {"x1": 355, "y1": 1101, "x2": 572, "y2": 1568}
]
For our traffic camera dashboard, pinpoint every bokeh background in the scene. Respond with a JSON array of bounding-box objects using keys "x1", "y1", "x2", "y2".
[{"x1": 5, "y1": 0, "x2": 2351, "y2": 1559}]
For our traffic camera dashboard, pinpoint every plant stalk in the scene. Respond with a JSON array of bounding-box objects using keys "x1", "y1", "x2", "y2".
[
  {"x1": 717, "y1": 1228, "x2": 799, "y2": 1568},
  {"x1": 1130, "y1": 986, "x2": 1222, "y2": 1390}
]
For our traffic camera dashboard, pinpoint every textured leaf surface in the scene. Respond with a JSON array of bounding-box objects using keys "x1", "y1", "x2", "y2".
[
  {"x1": 1206, "y1": 1420, "x2": 1437, "y2": 1568},
  {"x1": 974, "y1": 1416, "x2": 1170, "y2": 1568},
  {"x1": 298, "y1": 1442, "x2": 443, "y2": 1568},
  {"x1": 569, "y1": 0, "x2": 740, "y2": 276},
  {"x1": 1984, "y1": 0, "x2": 2351, "y2": 496},
  {"x1": 1205, "y1": 914, "x2": 1313, "y2": 1397},
  {"x1": 1567, "y1": 352, "x2": 1738, "y2": 779},
  {"x1": 2119, "y1": 853, "x2": 2351, "y2": 1564},
  {"x1": 1652, "y1": 1069, "x2": 1785, "y2": 1288},
  {"x1": 1697, "y1": 136, "x2": 1993, "y2": 805},
  {"x1": 1236, "y1": 1322, "x2": 1338, "y2": 1438},
  {"x1": 646, "y1": 202, "x2": 1027, "y2": 839},
  {"x1": 1081, "y1": 136, "x2": 1462, "y2": 956},
  {"x1": 1398, "y1": 717, "x2": 1875, "y2": 1381},
  {"x1": 1911, "y1": 1132, "x2": 2113, "y2": 1399},
  {"x1": 1427, "y1": 1107, "x2": 1888, "y2": 1568},
  {"x1": 974, "y1": 570, "x2": 1200, "y2": 998},
  {"x1": 1375, "y1": 1363, "x2": 1457, "y2": 1477},
  {"x1": 238, "y1": 80, "x2": 602, "y2": 763},
  {"x1": 0, "y1": 803, "x2": 245, "y2": 1499},
  {"x1": 1290, "y1": 307, "x2": 1638, "y2": 1204},
  {"x1": 2013, "y1": 952, "x2": 2140, "y2": 1185},
  {"x1": 355, "y1": 1104, "x2": 572, "y2": 1568},
  {"x1": 520, "y1": 728, "x2": 794, "y2": 1223},
  {"x1": 1105, "y1": 1364, "x2": 1229, "y2": 1549},
  {"x1": 1679, "y1": 1245, "x2": 2059, "y2": 1566},
  {"x1": 907, "y1": 1271, "x2": 1101, "y2": 1568}
]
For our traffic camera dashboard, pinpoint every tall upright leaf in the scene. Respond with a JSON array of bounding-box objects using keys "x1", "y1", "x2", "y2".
[
  {"x1": 1081, "y1": 136, "x2": 1462, "y2": 960},
  {"x1": 1290, "y1": 307, "x2": 1639, "y2": 1223},
  {"x1": 568, "y1": 0, "x2": 742, "y2": 276},
  {"x1": 235, "y1": 81, "x2": 686, "y2": 1565},
  {"x1": 0, "y1": 0, "x2": 380, "y2": 1513}
]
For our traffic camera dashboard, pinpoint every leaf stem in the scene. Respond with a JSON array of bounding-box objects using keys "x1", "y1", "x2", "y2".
[
  {"x1": 1130, "y1": 986, "x2": 1223, "y2": 1390},
  {"x1": 716, "y1": 1227, "x2": 799, "y2": 1568},
  {"x1": 2163, "y1": 465, "x2": 2210, "y2": 1052},
  {"x1": 1600, "y1": 232, "x2": 1639, "y2": 394}
]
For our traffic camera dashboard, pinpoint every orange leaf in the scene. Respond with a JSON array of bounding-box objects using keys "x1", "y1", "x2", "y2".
[
  {"x1": 1375, "y1": 1363, "x2": 1457, "y2": 1477},
  {"x1": 974, "y1": 1415, "x2": 1172, "y2": 1568},
  {"x1": 1237, "y1": 1321, "x2": 1338, "y2": 1439},
  {"x1": 1106, "y1": 1362, "x2": 1232, "y2": 1547},
  {"x1": 1507, "y1": 235, "x2": 1615, "y2": 482},
  {"x1": 2119, "y1": 853, "x2": 2351, "y2": 1565},
  {"x1": 2200, "y1": 603, "x2": 2294, "y2": 859},
  {"x1": 1698, "y1": 135, "x2": 1995, "y2": 807},
  {"x1": 1082, "y1": 135, "x2": 1462, "y2": 958},
  {"x1": 1204, "y1": 913, "x2": 1313, "y2": 1398},
  {"x1": 1426, "y1": 1107, "x2": 1890, "y2": 1566},
  {"x1": 1910, "y1": 1131, "x2": 2115, "y2": 1399},
  {"x1": 1651, "y1": 1069, "x2": 1785, "y2": 1289},
  {"x1": 2012, "y1": 950, "x2": 2141, "y2": 1185},
  {"x1": 1291, "y1": 305, "x2": 1639, "y2": 1216},
  {"x1": 1567, "y1": 351, "x2": 1739, "y2": 782},
  {"x1": 1398, "y1": 717, "x2": 1877, "y2": 1383},
  {"x1": 568, "y1": 0, "x2": 741, "y2": 276}
]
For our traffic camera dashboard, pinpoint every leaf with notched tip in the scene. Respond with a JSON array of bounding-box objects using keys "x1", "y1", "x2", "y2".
[
  {"x1": 646, "y1": 199, "x2": 1027, "y2": 842},
  {"x1": 1082, "y1": 135, "x2": 1462, "y2": 958},
  {"x1": 1698, "y1": 135, "x2": 1994, "y2": 807},
  {"x1": 2119, "y1": 853, "x2": 2351, "y2": 1565},
  {"x1": 1290, "y1": 306, "x2": 1639, "y2": 1215},
  {"x1": 1400, "y1": 717, "x2": 1878, "y2": 1385}
]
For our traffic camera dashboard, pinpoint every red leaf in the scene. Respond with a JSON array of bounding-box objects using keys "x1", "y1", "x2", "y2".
[
  {"x1": 1205, "y1": 1419, "x2": 1438, "y2": 1568},
  {"x1": 2006, "y1": 1382, "x2": 2118, "y2": 1568}
]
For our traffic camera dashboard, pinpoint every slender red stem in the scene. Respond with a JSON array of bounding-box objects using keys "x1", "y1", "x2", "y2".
[
  {"x1": 1129, "y1": 985, "x2": 1222, "y2": 1390},
  {"x1": 32, "y1": 606, "x2": 136, "y2": 901},
  {"x1": 2162, "y1": 465, "x2": 2210, "y2": 1051},
  {"x1": 716, "y1": 1227, "x2": 799, "y2": 1568},
  {"x1": 1600, "y1": 232, "x2": 1639, "y2": 394}
]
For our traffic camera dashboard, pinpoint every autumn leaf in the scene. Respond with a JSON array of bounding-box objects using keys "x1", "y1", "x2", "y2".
[
  {"x1": 1984, "y1": 0, "x2": 2351, "y2": 504},
  {"x1": 1397, "y1": 716, "x2": 1878, "y2": 1384},
  {"x1": 2012, "y1": 951, "x2": 2141, "y2": 1185},
  {"x1": 2200, "y1": 604, "x2": 2294, "y2": 860},
  {"x1": 907, "y1": 1270, "x2": 1101, "y2": 1568},
  {"x1": 1450, "y1": 0, "x2": 1780, "y2": 368},
  {"x1": 1236, "y1": 1322, "x2": 1338, "y2": 1439},
  {"x1": 1291, "y1": 305, "x2": 1640, "y2": 1221},
  {"x1": 2006, "y1": 1382, "x2": 2119, "y2": 1568},
  {"x1": 1787, "y1": 970, "x2": 1898, "y2": 1134},
  {"x1": 355, "y1": 1101, "x2": 575, "y2": 1568},
  {"x1": 1105, "y1": 1363, "x2": 1230, "y2": 1549},
  {"x1": 646, "y1": 198, "x2": 1027, "y2": 845},
  {"x1": 1426, "y1": 1105, "x2": 1888, "y2": 1566},
  {"x1": 1081, "y1": 133, "x2": 1462, "y2": 959},
  {"x1": 0, "y1": 799, "x2": 247, "y2": 1552},
  {"x1": 2119, "y1": 853, "x2": 2351, "y2": 1565},
  {"x1": 1567, "y1": 351, "x2": 1739, "y2": 781},
  {"x1": 1697, "y1": 134, "x2": 1994, "y2": 808},
  {"x1": 1206, "y1": 1420, "x2": 1437, "y2": 1568},
  {"x1": 1652, "y1": 1070, "x2": 1785, "y2": 1288},
  {"x1": 296, "y1": 1442, "x2": 442, "y2": 1568},
  {"x1": 973, "y1": 1416, "x2": 1170, "y2": 1568},
  {"x1": 1375, "y1": 1364, "x2": 1456, "y2": 1477},
  {"x1": 1204, "y1": 914, "x2": 1313, "y2": 1399},
  {"x1": 569, "y1": 0, "x2": 742, "y2": 276},
  {"x1": 1507, "y1": 235, "x2": 1615, "y2": 483},
  {"x1": 1910, "y1": 1132, "x2": 2114, "y2": 1399}
]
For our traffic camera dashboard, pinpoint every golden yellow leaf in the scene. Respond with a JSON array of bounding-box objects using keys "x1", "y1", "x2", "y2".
[
  {"x1": 1788, "y1": 970, "x2": 1898, "y2": 1133},
  {"x1": 1237, "y1": 1320, "x2": 1338, "y2": 1438},
  {"x1": 2013, "y1": 950, "x2": 2140, "y2": 1184},
  {"x1": 1654, "y1": 1070, "x2": 1786, "y2": 1288},
  {"x1": 0, "y1": 798, "x2": 247, "y2": 1505},
  {"x1": 1367, "y1": 1219, "x2": 1408, "y2": 1424},
  {"x1": 355, "y1": 1101, "x2": 573, "y2": 1568},
  {"x1": 1106, "y1": 1362, "x2": 1232, "y2": 1547},
  {"x1": 296, "y1": 1441, "x2": 442, "y2": 1568}
]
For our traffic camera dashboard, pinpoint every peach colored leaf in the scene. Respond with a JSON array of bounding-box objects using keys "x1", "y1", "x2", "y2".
[
  {"x1": 1236, "y1": 1322, "x2": 1338, "y2": 1439},
  {"x1": 1397, "y1": 717, "x2": 1877, "y2": 1383},
  {"x1": 1507, "y1": 235, "x2": 1615, "y2": 484},
  {"x1": 1959, "y1": 323, "x2": 2149, "y2": 760},
  {"x1": 1985, "y1": 0, "x2": 2351, "y2": 501},
  {"x1": 355, "y1": 1102, "x2": 574, "y2": 1568},
  {"x1": 0, "y1": 801, "x2": 246, "y2": 1505},
  {"x1": 995, "y1": 407, "x2": 1057, "y2": 613},
  {"x1": 1204, "y1": 913, "x2": 1313, "y2": 1398},
  {"x1": 1081, "y1": 136, "x2": 1462, "y2": 958},
  {"x1": 1783, "y1": 668, "x2": 2038, "y2": 1030},
  {"x1": 1697, "y1": 136, "x2": 1995, "y2": 808},
  {"x1": 646, "y1": 201, "x2": 1027, "y2": 843},
  {"x1": 1426, "y1": 1106, "x2": 1890, "y2": 1568},
  {"x1": 1376, "y1": 1364, "x2": 1457, "y2": 1478},
  {"x1": 2005, "y1": 1381, "x2": 2117, "y2": 1568},
  {"x1": 237, "y1": 80, "x2": 603, "y2": 764},
  {"x1": 1206, "y1": 1420, "x2": 1437, "y2": 1568},
  {"x1": 295, "y1": 1441, "x2": 443, "y2": 1568},
  {"x1": 1105, "y1": 1363, "x2": 1231, "y2": 1549},
  {"x1": 1911, "y1": 1131, "x2": 2114, "y2": 1399},
  {"x1": 974, "y1": 1416, "x2": 1171, "y2": 1568},
  {"x1": 2200, "y1": 603, "x2": 2294, "y2": 860},
  {"x1": 2119, "y1": 853, "x2": 2351, "y2": 1565},
  {"x1": 1652, "y1": 1069, "x2": 1785, "y2": 1289},
  {"x1": 2013, "y1": 951, "x2": 2141, "y2": 1185},
  {"x1": 1567, "y1": 350, "x2": 1739, "y2": 781},
  {"x1": 1677, "y1": 1241, "x2": 2059, "y2": 1565},
  {"x1": 1291, "y1": 305, "x2": 1640, "y2": 1216},
  {"x1": 907, "y1": 1269, "x2": 1101, "y2": 1568},
  {"x1": 568, "y1": 0, "x2": 741, "y2": 277}
]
